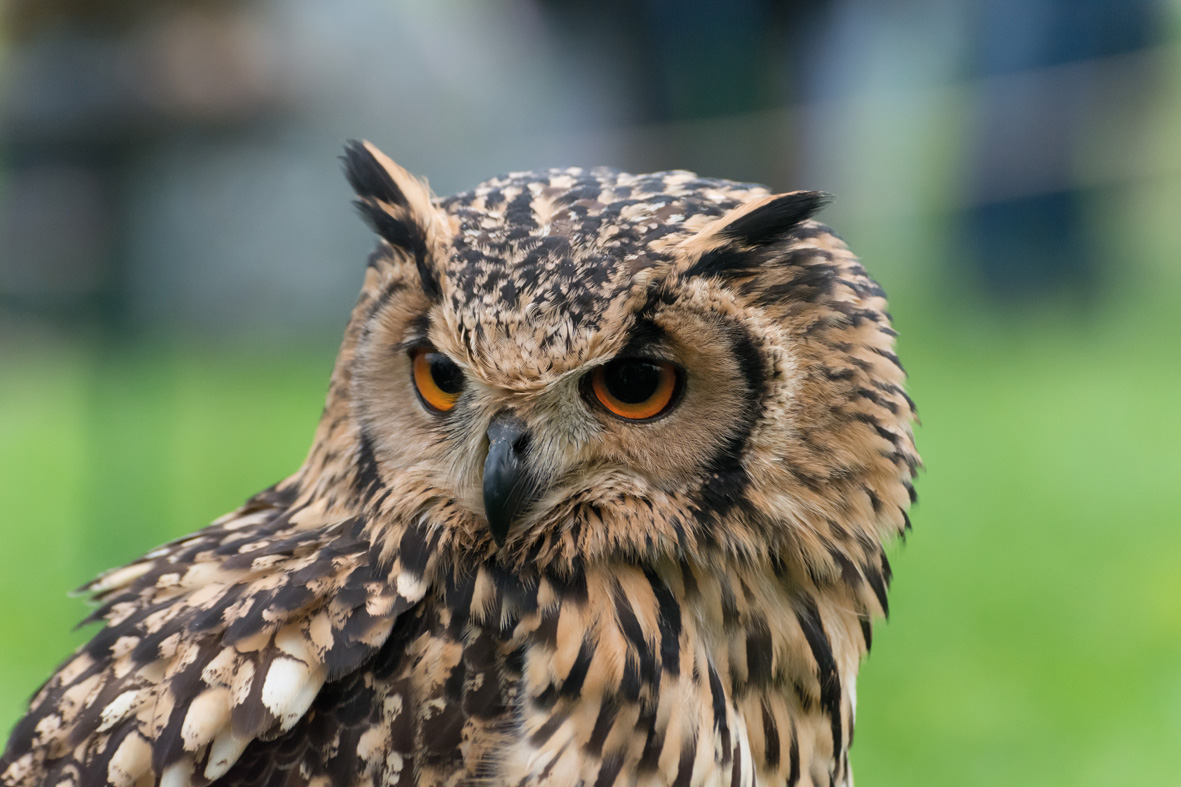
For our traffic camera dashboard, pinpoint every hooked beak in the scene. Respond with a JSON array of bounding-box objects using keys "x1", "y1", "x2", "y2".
[{"x1": 482, "y1": 413, "x2": 539, "y2": 546}]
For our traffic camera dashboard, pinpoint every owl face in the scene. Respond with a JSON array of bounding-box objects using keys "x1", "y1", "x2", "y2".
[
  {"x1": 352, "y1": 267, "x2": 768, "y2": 546},
  {"x1": 328, "y1": 142, "x2": 916, "y2": 572}
]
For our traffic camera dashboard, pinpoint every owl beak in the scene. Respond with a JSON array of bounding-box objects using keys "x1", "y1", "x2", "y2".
[{"x1": 482, "y1": 413, "x2": 537, "y2": 547}]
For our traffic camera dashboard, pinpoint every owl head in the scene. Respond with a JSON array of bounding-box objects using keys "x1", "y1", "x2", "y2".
[{"x1": 294, "y1": 141, "x2": 917, "y2": 590}]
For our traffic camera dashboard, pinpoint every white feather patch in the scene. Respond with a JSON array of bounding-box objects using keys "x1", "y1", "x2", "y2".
[
  {"x1": 106, "y1": 731, "x2": 152, "y2": 787},
  {"x1": 274, "y1": 626, "x2": 315, "y2": 663},
  {"x1": 158, "y1": 757, "x2": 194, "y2": 787},
  {"x1": 260, "y1": 657, "x2": 325, "y2": 729},
  {"x1": 97, "y1": 689, "x2": 140, "y2": 733},
  {"x1": 395, "y1": 573, "x2": 426, "y2": 601},
  {"x1": 88, "y1": 563, "x2": 153, "y2": 594},
  {"x1": 205, "y1": 728, "x2": 252, "y2": 781},
  {"x1": 229, "y1": 658, "x2": 256, "y2": 706},
  {"x1": 180, "y1": 687, "x2": 231, "y2": 749}
]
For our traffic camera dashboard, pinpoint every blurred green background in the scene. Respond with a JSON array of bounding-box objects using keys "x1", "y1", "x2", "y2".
[{"x1": 1, "y1": 2, "x2": 1179, "y2": 785}]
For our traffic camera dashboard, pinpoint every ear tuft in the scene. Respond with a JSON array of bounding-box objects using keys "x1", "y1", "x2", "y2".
[
  {"x1": 678, "y1": 190, "x2": 834, "y2": 281},
  {"x1": 342, "y1": 139, "x2": 410, "y2": 209},
  {"x1": 340, "y1": 141, "x2": 443, "y2": 301},
  {"x1": 720, "y1": 191, "x2": 831, "y2": 247}
]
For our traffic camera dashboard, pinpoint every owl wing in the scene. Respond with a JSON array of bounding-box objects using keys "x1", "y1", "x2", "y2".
[
  {"x1": 0, "y1": 483, "x2": 437, "y2": 787},
  {"x1": 202, "y1": 594, "x2": 448, "y2": 787}
]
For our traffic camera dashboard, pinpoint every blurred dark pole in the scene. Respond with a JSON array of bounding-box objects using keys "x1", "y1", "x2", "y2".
[
  {"x1": 536, "y1": 0, "x2": 830, "y2": 181},
  {"x1": 0, "y1": 0, "x2": 287, "y2": 336},
  {"x1": 960, "y1": 0, "x2": 1166, "y2": 306},
  {"x1": 0, "y1": 30, "x2": 131, "y2": 332}
]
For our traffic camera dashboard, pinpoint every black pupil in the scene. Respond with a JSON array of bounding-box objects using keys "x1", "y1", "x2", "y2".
[
  {"x1": 427, "y1": 353, "x2": 464, "y2": 395},
  {"x1": 603, "y1": 360, "x2": 663, "y2": 404}
]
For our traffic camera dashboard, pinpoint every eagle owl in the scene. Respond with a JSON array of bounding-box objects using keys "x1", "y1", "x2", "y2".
[{"x1": 1, "y1": 142, "x2": 919, "y2": 787}]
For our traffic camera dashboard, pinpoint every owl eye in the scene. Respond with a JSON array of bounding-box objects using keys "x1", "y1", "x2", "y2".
[
  {"x1": 412, "y1": 348, "x2": 465, "y2": 413},
  {"x1": 588, "y1": 359, "x2": 681, "y2": 421}
]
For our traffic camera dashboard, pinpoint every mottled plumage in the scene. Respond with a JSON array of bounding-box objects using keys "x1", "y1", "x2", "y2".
[{"x1": 1, "y1": 142, "x2": 919, "y2": 787}]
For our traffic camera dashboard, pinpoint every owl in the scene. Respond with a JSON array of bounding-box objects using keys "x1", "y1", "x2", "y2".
[{"x1": 0, "y1": 142, "x2": 918, "y2": 787}]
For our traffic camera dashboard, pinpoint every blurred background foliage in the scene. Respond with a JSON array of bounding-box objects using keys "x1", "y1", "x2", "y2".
[{"x1": 1, "y1": 1, "x2": 1179, "y2": 785}]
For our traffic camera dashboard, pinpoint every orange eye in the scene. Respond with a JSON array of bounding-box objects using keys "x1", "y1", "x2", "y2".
[
  {"x1": 412, "y1": 348, "x2": 465, "y2": 413},
  {"x1": 588, "y1": 359, "x2": 681, "y2": 421}
]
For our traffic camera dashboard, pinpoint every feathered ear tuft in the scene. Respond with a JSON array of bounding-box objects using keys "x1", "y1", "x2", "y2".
[
  {"x1": 719, "y1": 190, "x2": 831, "y2": 247},
  {"x1": 679, "y1": 190, "x2": 832, "y2": 280},
  {"x1": 341, "y1": 140, "x2": 444, "y2": 301},
  {"x1": 343, "y1": 139, "x2": 414, "y2": 210}
]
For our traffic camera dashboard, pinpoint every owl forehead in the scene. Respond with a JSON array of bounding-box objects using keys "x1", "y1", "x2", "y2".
[{"x1": 435, "y1": 167, "x2": 770, "y2": 377}]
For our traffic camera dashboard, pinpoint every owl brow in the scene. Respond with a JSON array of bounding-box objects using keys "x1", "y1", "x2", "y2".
[
  {"x1": 615, "y1": 316, "x2": 670, "y2": 359},
  {"x1": 392, "y1": 314, "x2": 433, "y2": 354}
]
